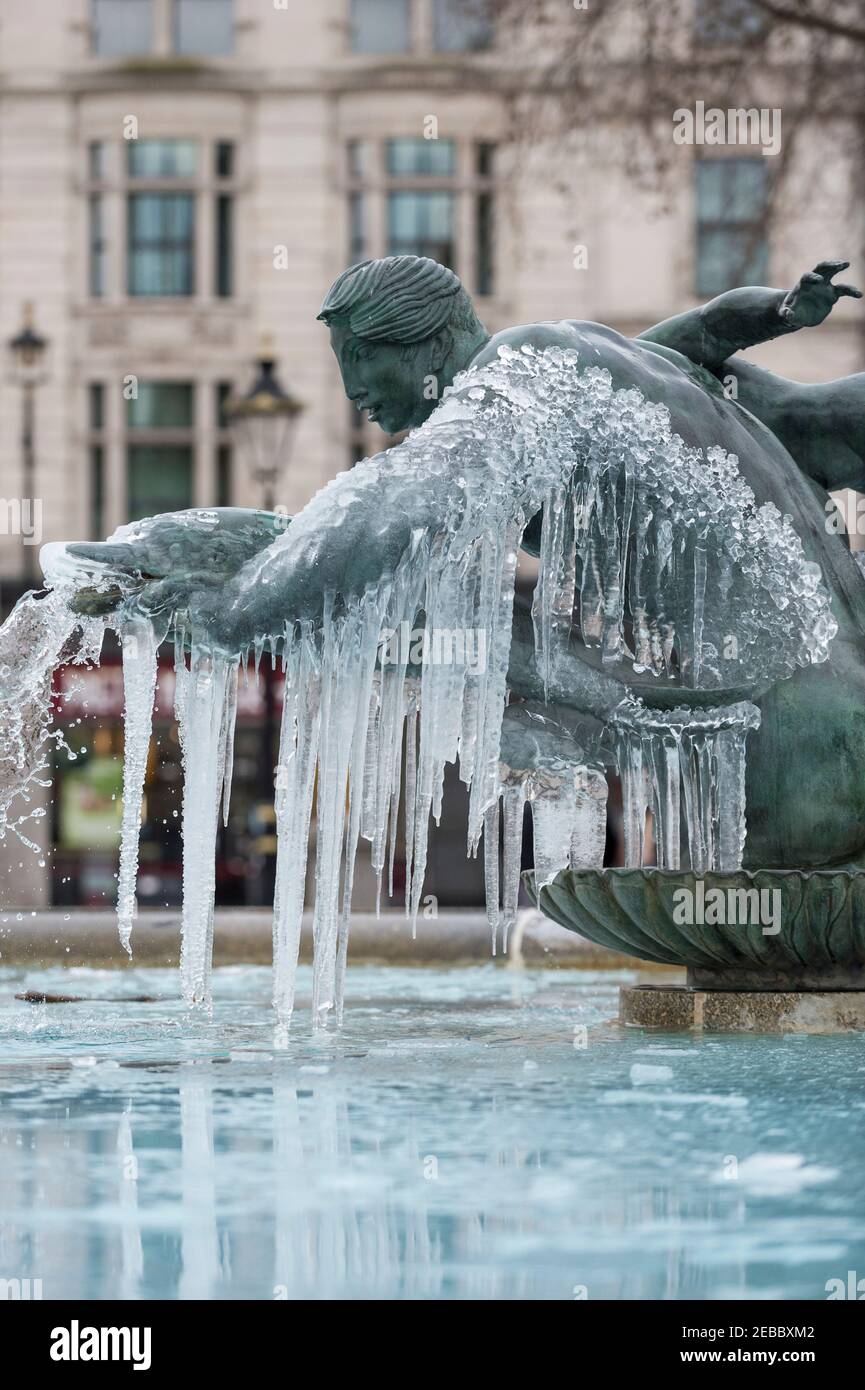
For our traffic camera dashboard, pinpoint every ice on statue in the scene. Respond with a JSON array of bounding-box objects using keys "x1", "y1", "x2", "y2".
[{"x1": 3, "y1": 252, "x2": 861, "y2": 1031}]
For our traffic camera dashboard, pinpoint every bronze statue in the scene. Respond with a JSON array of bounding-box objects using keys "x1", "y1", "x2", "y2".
[{"x1": 67, "y1": 255, "x2": 865, "y2": 873}]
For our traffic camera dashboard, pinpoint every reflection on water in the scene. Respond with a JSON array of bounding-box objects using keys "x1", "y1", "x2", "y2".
[{"x1": 0, "y1": 963, "x2": 862, "y2": 1300}]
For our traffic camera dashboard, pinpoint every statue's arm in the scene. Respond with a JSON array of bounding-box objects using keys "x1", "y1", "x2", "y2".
[{"x1": 638, "y1": 261, "x2": 861, "y2": 371}]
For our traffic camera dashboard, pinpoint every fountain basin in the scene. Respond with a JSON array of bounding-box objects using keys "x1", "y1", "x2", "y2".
[
  {"x1": 3, "y1": 957, "x2": 864, "y2": 1299},
  {"x1": 526, "y1": 867, "x2": 865, "y2": 991}
]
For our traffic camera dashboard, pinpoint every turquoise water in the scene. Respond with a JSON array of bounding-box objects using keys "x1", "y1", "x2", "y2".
[{"x1": 0, "y1": 962, "x2": 863, "y2": 1300}]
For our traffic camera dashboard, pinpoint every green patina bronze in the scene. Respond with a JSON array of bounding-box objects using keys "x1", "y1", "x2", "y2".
[{"x1": 68, "y1": 254, "x2": 865, "y2": 979}]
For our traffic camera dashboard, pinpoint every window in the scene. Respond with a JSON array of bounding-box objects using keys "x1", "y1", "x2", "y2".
[
  {"x1": 127, "y1": 142, "x2": 197, "y2": 295},
  {"x1": 350, "y1": 0, "x2": 493, "y2": 54},
  {"x1": 432, "y1": 0, "x2": 493, "y2": 53},
  {"x1": 346, "y1": 136, "x2": 496, "y2": 460},
  {"x1": 85, "y1": 138, "x2": 234, "y2": 300},
  {"x1": 89, "y1": 195, "x2": 107, "y2": 298},
  {"x1": 88, "y1": 385, "x2": 106, "y2": 539},
  {"x1": 385, "y1": 140, "x2": 457, "y2": 265},
  {"x1": 696, "y1": 159, "x2": 769, "y2": 297},
  {"x1": 476, "y1": 190, "x2": 494, "y2": 297},
  {"x1": 216, "y1": 383, "x2": 234, "y2": 505},
  {"x1": 92, "y1": 0, "x2": 153, "y2": 56},
  {"x1": 694, "y1": 0, "x2": 766, "y2": 44},
  {"x1": 174, "y1": 0, "x2": 234, "y2": 56},
  {"x1": 92, "y1": 0, "x2": 234, "y2": 57},
  {"x1": 88, "y1": 141, "x2": 107, "y2": 181},
  {"x1": 128, "y1": 445, "x2": 194, "y2": 517},
  {"x1": 127, "y1": 139, "x2": 197, "y2": 178},
  {"x1": 126, "y1": 383, "x2": 194, "y2": 520},
  {"x1": 347, "y1": 137, "x2": 495, "y2": 290},
  {"x1": 387, "y1": 138, "x2": 456, "y2": 176},
  {"x1": 351, "y1": 0, "x2": 411, "y2": 53},
  {"x1": 388, "y1": 191, "x2": 455, "y2": 265},
  {"x1": 349, "y1": 193, "x2": 366, "y2": 265},
  {"x1": 127, "y1": 382, "x2": 193, "y2": 428},
  {"x1": 128, "y1": 193, "x2": 196, "y2": 296},
  {"x1": 87, "y1": 381, "x2": 228, "y2": 529},
  {"x1": 215, "y1": 141, "x2": 234, "y2": 179},
  {"x1": 216, "y1": 195, "x2": 233, "y2": 297}
]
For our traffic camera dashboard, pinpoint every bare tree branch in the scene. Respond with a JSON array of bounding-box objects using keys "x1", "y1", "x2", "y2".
[{"x1": 751, "y1": 0, "x2": 865, "y2": 47}]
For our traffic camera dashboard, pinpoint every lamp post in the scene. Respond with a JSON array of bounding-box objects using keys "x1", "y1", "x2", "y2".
[
  {"x1": 224, "y1": 340, "x2": 304, "y2": 903},
  {"x1": 7, "y1": 303, "x2": 48, "y2": 583},
  {"x1": 223, "y1": 336, "x2": 304, "y2": 512}
]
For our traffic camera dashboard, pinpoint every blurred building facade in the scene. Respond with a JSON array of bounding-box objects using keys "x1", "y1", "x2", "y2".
[{"x1": 0, "y1": 0, "x2": 862, "y2": 907}]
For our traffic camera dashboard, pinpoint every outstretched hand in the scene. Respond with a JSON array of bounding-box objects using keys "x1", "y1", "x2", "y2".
[
  {"x1": 62, "y1": 508, "x2": 289, "y2": 620},
  {"x1": 780, "y1": 260, "x2": 862, "y2": 328}
]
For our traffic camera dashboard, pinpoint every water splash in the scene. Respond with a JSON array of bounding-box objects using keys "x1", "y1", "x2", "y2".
[{"x1": 0, "y1": 587, "x2": 105, "y2": 853}]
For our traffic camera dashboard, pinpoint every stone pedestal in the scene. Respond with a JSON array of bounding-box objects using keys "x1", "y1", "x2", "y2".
[{"x1": 620, "y1": 984, "x2": 865, "y2": 1034}]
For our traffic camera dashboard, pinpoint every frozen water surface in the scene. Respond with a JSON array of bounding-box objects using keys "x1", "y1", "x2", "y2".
[{"x1": 0, "y1": 962, "x2": 863, "y2": 1300}]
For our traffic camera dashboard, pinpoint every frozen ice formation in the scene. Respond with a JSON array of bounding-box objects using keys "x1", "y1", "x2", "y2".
[
  {"x1": 2, "y1": 344, "x2": 837, "y2": 1027},
  {"x1": 609, "y1": 700, "x2": 761, "y2": 874}
]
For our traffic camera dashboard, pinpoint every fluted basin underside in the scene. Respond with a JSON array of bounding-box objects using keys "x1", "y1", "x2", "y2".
[{"x1": 525, "y1": 868, "x2": 865, "y2": 985}]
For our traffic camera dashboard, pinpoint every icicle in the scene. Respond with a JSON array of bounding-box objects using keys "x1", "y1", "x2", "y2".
[
  {"x1": 500, "y1": 783, "x2": 527, "y2": 953},
  {"x1": 532, "y1": 484, "x2": 576, "y2": 697},
  {"x1": 529, "y1": 778, "x2": 582, "y2": 888},
  {"x1": 569, "y1": 766, "x2": 609, "y2": 869},
  {"x1": 483, "y1": 800, "x2": 500, "y2": 954},
  {"x1": 221, "y1": 665, "x2": 239, "y2": 827},
  {"x1": 610, "y1": 701, "x2": 760, "y2": 873},
  {"x1": 116, "y1": 614, "x2": 163, "y2": 954},
  {"x1": 403, "y1": 687, "x2": 419, "y2": 917},
  {"x1": 177, "y1": 643, "x2": 235, "y2": 1012},
  {"x1": 272, "y1": 627, "x2": 321, "y2": 1037}
]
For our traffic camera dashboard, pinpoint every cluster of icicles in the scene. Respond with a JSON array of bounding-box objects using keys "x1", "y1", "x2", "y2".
[{"x1": 3, "y1": 343, "x2": 837, "y2": 1032}]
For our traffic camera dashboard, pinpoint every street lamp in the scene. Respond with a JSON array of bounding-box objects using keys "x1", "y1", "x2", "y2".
[
  {"x1": 224, "y1": 339, "x2": 305, "y2": 906},
  {"x1": 7, "y1": 303, "x2": 48, "y2": 582},
  {"x1": 223, "y1": 336, "x2": 304, "y2": 512}
]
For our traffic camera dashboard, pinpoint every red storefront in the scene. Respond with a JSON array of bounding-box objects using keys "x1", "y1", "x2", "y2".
[{"x1": 51, "y1": 656, "x2": 284, "y2": 908}]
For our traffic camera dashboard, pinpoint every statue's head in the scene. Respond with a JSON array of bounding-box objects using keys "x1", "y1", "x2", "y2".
[{"x1": 317, "y1": 255, "x2": 488, "y2": 435}]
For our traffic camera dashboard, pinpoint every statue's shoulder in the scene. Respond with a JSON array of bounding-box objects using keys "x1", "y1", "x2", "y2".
[{"x1": 471, "y1": 319, "x2": 627, "y2": 369}]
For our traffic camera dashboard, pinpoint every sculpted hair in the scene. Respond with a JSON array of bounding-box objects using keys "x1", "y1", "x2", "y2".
[{"x1": 317, "y1": 255, "x2": 483, "y2": 344}]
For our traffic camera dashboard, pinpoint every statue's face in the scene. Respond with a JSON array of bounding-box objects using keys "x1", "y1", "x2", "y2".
[{"x1": 328, "y1": 323, "x2": 442, "y2": 436}]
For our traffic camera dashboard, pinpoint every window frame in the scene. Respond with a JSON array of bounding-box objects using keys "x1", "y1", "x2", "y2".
[
  {"x1": 695, "y1": 156, "x2": 771, "y2": 299},
  {"x1": 89, "y1": 0, "x2": 235, "y2": 60},
  {"x1": 347, "y1": 0, "x2": 495, "y2": 57},
  {"x1": 345, "y1": 136, "x2": 495, "y2": 291},
  {"x1": 86, "y1": 377, "x2": 235, "y2": 530},
  {"x1": 125, "y1": 380, "x2": 196, "y2": 521},
  {"x1": 344, "y1": 135, "x2": 497, "y2": 462},
  {"x1": 84, "y1": 137, "x2": 238, "y2": 305}
]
